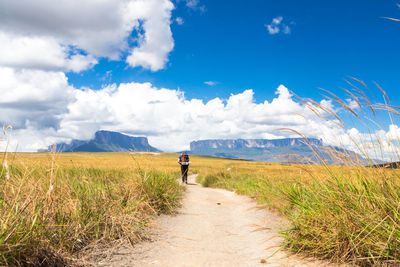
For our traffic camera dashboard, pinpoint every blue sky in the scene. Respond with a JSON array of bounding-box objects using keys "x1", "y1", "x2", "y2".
[
  {"x1": 68, "y1": 0, "x2": 400, "y2": 104},
  {"x1": 1, "y1": 0, "x2": 400, "y2": 154}
]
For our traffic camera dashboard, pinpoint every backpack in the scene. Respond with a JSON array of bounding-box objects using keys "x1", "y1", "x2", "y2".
[{"x1": 183, "y1": 153, "x2": 189, "y2": 162}]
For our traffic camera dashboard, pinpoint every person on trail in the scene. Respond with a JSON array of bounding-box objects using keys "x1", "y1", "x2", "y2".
[{"x1": 178, "y1": 152, "x2": 190, "y2": 184}]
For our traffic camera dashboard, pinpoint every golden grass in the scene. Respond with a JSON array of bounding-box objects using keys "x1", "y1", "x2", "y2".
[{"x1": 0, "y1": 152, "x2": 183, "y2": 266}]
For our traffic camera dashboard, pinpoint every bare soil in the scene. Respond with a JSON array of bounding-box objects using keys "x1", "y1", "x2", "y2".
[{"x1": 94, "y1": 175, "x2": 333, "y2": 267}]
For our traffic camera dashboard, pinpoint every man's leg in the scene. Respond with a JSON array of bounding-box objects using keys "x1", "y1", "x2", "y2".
[
  {"x1": 184, "y1": 166, "x2": 188, "y2": 183},
  {"x1": 181, "y1": 165, "x2": 185, "y2": 183}
]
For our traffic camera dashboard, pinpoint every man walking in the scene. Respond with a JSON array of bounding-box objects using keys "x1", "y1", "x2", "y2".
[{"x1": 178, "y1": 152, "x2": 190, "y2": 184}]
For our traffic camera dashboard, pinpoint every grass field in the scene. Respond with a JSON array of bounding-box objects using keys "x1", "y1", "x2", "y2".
[
  {"x1": 2, "y1": 151, "x2": 400, "y2": 266},
  {"x1": 0, "y1": 152, "x2": 183, "y2": 266},
  {"x1": 195, "y1": 158, "x2": 400, "y2": 266}
]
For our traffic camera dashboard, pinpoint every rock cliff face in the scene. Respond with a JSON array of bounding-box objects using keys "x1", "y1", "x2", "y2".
[
  {"x1": 48, "y1": 130, "x2": 160, "y2": 152},
  {"x1": 190, "y1": 138, "x2": 322, "y2": 150},
  {"x1": 189, "y1": 138, "x2": 361, "y2": 164}
]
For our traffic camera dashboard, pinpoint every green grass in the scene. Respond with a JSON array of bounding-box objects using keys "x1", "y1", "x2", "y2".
[
  {"x1": 196, "y1": 170, "x2": 294, "y2": 214},
  {"x1": 196, "y1": 167, "x2": 400, "y2": 265},
  {"x1": 283, "y1": 172, "x2": 400, "y2": 265}
]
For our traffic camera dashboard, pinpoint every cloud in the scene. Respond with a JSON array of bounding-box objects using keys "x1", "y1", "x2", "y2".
[
  {"x1": 100, "y1": 70, "x2": 113, "y2": 82},
  {"x1": 186, "y1": 0, "x2": 199, "y2": 8},
  {"x1": 283, "y1": 25, "x2": 291, "y2": 34},
  {"x1": 0, "y1": 0, "x2": 175, "y2": 72},
  {"x1": 265, "y1": 16, "x2": 292, "y2": 35},
  {"x1": 0, "y1": 67, "x2": 75, "y2": 151},
  {"x1": 204, "y1": 81, "x2": 217, "y2": 86},
  {"x1": 176, "y1": 17, "x2": 184, "y2": 25},
  {"x1": 0, "y1": 67, "x2": 74, "y2": 130},
  {"x1": 0, "y1": 32, "x2": 98, "y2": 72},
  {"x1": 184, "y1": 0, "x2": 206, "y2": 12},
  {"x1": 125, "y1": 0, "x2": 175, "y2": 71}
]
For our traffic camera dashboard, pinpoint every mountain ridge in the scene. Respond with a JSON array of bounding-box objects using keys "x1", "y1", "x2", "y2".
[
  {"x1": 48, "y1": 130, "x2": 160, "y2": 152},
  {"x1": 189, "y1": 138, "x2": 363, "y2": 164},
  {"x1": 190, "y1": 138, "x2": 322, "y2": 150}
]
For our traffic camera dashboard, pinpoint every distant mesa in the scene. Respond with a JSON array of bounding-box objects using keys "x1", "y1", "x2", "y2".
[
  {"x1": 190, "y1": 138, "x2": 323, "y2": 150},
  {"x1": 189, "y1": 138, "x2": 365, "y2": 164},
  {"x1": 47, "y1": 130, "x2": 160, "y2": 152}
]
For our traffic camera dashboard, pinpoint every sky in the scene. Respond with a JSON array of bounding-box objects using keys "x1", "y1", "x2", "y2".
[{"x1": 1, "y1": 0, "x2": 400, "y2": 156}]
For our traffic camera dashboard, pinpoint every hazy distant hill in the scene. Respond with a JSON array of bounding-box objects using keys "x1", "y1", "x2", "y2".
[
  {"x1": 189, "y1": 138, "x2": 364, "y2": 164},
  {"x1": 48, "y1": 130, "x2": 160, "y2": 152}
]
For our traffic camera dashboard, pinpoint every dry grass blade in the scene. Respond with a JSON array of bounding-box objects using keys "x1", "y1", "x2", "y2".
[
  {"x1": 375, "y1": 82, "x2": 390, "y2": 104},
  {"x1": 322, "y1": 93, "x2": 362, "y2": 121},
  {"x1": 342, "y1": 88, "x2": 362, "y2": 109},
  {"x1": 345, "y1": 78, "x2": 375, "y2": 114},
  {"x1": 348, "y1": 76, "x2": 368, "y2": 89},
  {"x1": 373, "y1": 104, "x2": 400, "y2": 116},
  {"x1": 383, "y1": 17, "x2": 400, "y2": 22},
  {"x1": 305, "y1": 97, "x2": 344, "y2": 126}
]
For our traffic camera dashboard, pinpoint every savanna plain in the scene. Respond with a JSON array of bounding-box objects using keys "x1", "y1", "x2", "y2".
[{"x1": 2, "y1": 151, "x2": 400, "y2": 266}]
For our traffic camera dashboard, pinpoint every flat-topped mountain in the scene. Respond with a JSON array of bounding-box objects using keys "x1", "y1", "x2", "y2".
[
  {"x1": 189, "y1": 138, "x2": 361, "y2": 164},
  {"x1": 48, "y1": 130, "x2": 160, "y2": 152},
  {"x1": 190, "y1": 138, "x2": 322, "y2": 150}
]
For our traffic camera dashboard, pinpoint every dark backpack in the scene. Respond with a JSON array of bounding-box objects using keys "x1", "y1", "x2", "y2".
[{"x1": 183, "y1": 154, "x2": 189, "y2": 162}]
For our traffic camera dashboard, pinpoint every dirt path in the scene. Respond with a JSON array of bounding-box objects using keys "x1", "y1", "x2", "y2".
[{"x1": 96, "y1": 175, "x2": 330, "y2": 267}]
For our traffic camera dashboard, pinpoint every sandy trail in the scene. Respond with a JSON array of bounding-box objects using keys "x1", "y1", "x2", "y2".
[{"x1": 97, "y1": 175, "x2": 330, "y2": 267}]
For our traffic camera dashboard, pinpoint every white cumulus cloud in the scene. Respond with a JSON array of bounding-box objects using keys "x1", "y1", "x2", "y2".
[
  {"x1": 0, "y1": 32, "x2": 98, "y2": 72},
  {"x1": 0, "y1": 0, "x2": 175, "y2": 72},
  {"x1": 126, "y1": 0, "x2": 175, "y2": 71},
  {"x1": 0, "y1": 67, "x2": 74, "y2": 130}
]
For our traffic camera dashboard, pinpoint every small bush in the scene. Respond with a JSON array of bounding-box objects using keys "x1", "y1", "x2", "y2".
[
  {"x1": 200, "y1": 174, "x2": 219, "y2": 187},
  {"x1": 140, "y1": 171, "x2": 182, "y2": 214}
]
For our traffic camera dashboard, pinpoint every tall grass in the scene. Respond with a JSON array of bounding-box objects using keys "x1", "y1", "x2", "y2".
[
  {"x1": 283, "y1": 168, "x2": 400, "y2": 265},
  {"x1": 281, "y1": 81, "x2": 400, "y2": 265},
  {"x1": 0, "y1": 153, "x2": 182, "y2": 266}
]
